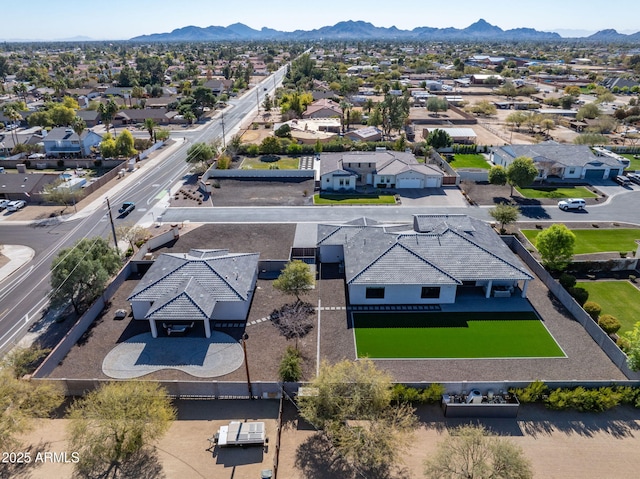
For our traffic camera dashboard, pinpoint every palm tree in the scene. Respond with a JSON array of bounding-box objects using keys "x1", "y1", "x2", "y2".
[
  {"x1": 4, "y1": 107, "x2": 23, "y2": 147},
  {"x1": 143, "y1": 118, "x2": 156, "y2": 141},
  {"x1": 72, "y1": 116, "x2": 86, "y2": 137},
  {"x1": 98, "y1": 98, "x2": 118, "y2": 134}
]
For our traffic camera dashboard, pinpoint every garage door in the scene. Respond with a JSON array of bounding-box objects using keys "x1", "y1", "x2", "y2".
[
  {"x1": 584, "y1": 169, "x2": 605, "y2": 180},
  {"x1": 397, "y1": 178, "x2": 423, "y2": 188},
  {"x1": 425, "y1": 177, "x2": 441, "y2": 188}
]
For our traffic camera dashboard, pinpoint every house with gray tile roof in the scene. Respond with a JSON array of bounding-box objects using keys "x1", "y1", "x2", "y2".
[
  {"x1": 128, "y1": 248, "x2": 259, "y2": 338},
  {"x1": 490, "y1": 141, "x2": 625, "y2": 181},
  {"x1": 317, "y1": 215, "x2": 533, "y2": 305},
  {"x1": 320, "y1": 149, "x2": 443, "y2": 191}
]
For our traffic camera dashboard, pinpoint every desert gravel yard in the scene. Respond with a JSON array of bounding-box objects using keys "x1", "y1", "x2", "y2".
[{"x1": 208, "y1": 179, "x2": 316, "y2": 207}]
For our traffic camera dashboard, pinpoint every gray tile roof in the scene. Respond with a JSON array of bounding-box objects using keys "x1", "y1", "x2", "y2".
[
  {"x1": 145, "y1": 277, "x2": 216, "y2": 320},
  {"x1": 128, "y1": 249, "x2": 259, "y2": 309},
  {"x1": 319, "y1": 150, "x2": 442, "y2": 178},
  {"x1": 320, "y1": 215, "x2": 533, "y2": 286},
  {"x1": 493, "y1": 142, "x2": 622, "y2": 168}
]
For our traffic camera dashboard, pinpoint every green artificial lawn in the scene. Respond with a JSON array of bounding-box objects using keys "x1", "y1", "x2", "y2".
[
  {"x1": 576, "y1": 281, "x2": 640, "y2": 334},
  {"x1": 515, "y1": 186, "x2": 597, "y2": 199},
  {"x1": 240, "y1": 156, "x2": 300, "y2": 169},
  {"x1": 448, "y1": 154, "x2": 491, "y2": 170},
  {"x1": 621, "y1": 154, "x2": 640, "y2": 171},
  {"x1": 522, "y1": 228, "x2": 640, "y2": 255},
  {"x1": 353, "y1": 312, "x2": 564, "y2": 358},
  {"x1": 314, "y1": 194, "x2": 396, "y2": 205}
]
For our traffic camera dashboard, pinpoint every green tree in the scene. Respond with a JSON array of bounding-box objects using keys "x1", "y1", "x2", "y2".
[
  {"x1": 27, "y1": 110, "x2": 53, "y2": 128},
  {"x1": 298, "y1": 358, "x2": 417, "y2": 474},
  {"x1": 576, "y1": 103, "x2": 601, "y2": 120},
  {"x1": 100, "y1": 133, "x2": 117, "y2": 158},
  {"x1": 488, "y1": 165, "x2": 507, "y2": 186},
  {"x1": 574, "y1": 133, "x2": 609, "y2": 145},
  {"x1": 426, "y1": 97, "x2": 448, "y2": 117},
  {"x1": 115, "y1": 129, "x2": 137, "y2": 157},
  {"x1": 424, "y1": 425, "x2": 533, "y2": 479},
  {"x1": 489, "y1": 203, "x2": 520, "y2": 234},
  {"x1": 68, "y1": 381, "x2": 176, "y2": 478},
  {"x1": 260, "y1": 136, "x2": 282, "y2": 155},
  {"x1": 0, "y1": 368, "x2": 64, "y2": 451},
  {"x1": 506, "y1": 156, "x2": 538, "y2": 196},
  {"x1": 72, "y1": 115, "x2": 86, "y2": 137},
  {"x1": 98, "y1": 98, "x2": 119, "y2": 133},
  {"x1": 50, "y1": 237, "x2": 121, "y2": 314},
  {"x1": 466, "y1": 100, "x2": 497, "y2": 116},
  {"x1": 426, "y1": 128, "x2": 452, "y2": 149},
  {"x1": 49, "y1": 104, "x2": 76, "y2": 126},
  {"x1": 279, "y1": 345, "x2": 302, "y2": 382},
  {"x1": 262, "y1": 93, "x2": 273, "y2": 112},
  {"x1": 143, "y1": 118, "x2": 156, "y2": 141},
  {"x1": 505, "y1": 111, "x2": 527, "y2": 130},
  {"x1": 273, "y1": 260, "x2": 314, "y2": 303},
  {"x1": 535, "y1": 223, "x2": 576, "y2": 272},
  {"x1": 186, "y1": 142, "x2": 215, "y2": 170}
]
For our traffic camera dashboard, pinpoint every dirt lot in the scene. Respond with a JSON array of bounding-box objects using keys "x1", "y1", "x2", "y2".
[
  {"x1": 15, "y1": 399, "x2": 640, "y2": 479},
  {"x1": 207, "y1": 179, "x2": 316, "y2": 207}
]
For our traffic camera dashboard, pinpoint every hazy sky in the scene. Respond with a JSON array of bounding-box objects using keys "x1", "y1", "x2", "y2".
[{"x1": 2, "y1": 0, "x2": 639, "y2": 40}]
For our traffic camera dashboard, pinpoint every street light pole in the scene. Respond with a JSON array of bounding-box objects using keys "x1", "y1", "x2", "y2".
[{"x1": 242, "y1": 332, "x2": 253, "y2": 399}]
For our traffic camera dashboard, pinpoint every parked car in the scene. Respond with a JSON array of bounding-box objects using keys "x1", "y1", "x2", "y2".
[
  {"x1": 6, "y1": 200, "x2": 26, "y2": 211},
  {"x1": 558, "y1": 198, "x2": 586, "y2": 211},
  {"x1": 0, "y1": 199, "x2": 10, "y2": 210},
  {"x1": 118, "y1": 201, "x2": 135, "y2": 216},
  {"x1": 627, "y1": 172, "x2": 640, "y2": 185},
  {"x1": 613, "y1": 175, "x2": 631, "y2": 186}
]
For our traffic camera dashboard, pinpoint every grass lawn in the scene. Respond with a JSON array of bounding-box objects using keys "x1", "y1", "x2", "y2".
[
  {"x1": 576, "y1": 281, "x2": 640, "y2": 333},
  {"x1": 448, "y1": 154, "x2": 491, "y2": 170},
  {"x1": 522, "y1": 228, "x2": 640, "y2": 255},
  {"x1": 621, "y1": 153, "x2": 640, "y2": 171},
  {"x1": 314, "y1": 193, "x2": 396, "y2": 205},
  {"x1": 240, "y1": 156, "x2": 300, "y2": 170},
  {"x1": 515, "y1": 186, "x2": 598, "y2": 199},
  {"x1": 353, "y1": 312, "x2": 563, "y2": 358}
]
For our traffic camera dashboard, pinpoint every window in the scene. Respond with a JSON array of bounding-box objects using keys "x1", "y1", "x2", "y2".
[
  {"x1": 568, "y1": 167, "x2": 576, "y2": 174},
  {"x1": 339, "y1": 179, "x2": 344, "y2": 186},
  {"x1": 326, "y1": 178, "x2": 330, "y2": 182},
  {"x1": 421, "y1": 287, "x2": 440, "y2": 299},
  {"x1": 366, "y1": 287, "x2": 385, "y2": 299}
]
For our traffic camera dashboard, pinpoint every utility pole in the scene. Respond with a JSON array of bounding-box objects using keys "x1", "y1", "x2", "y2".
[
  {"x1": 105, "y1": 197, "x2": 119, "y2": 254},
  {"x1": 221, "y1": 111, "x2": 226, "y2": 149},
  {"x1": 242, "y1": 332, "x2": 253, "y2": 399}
]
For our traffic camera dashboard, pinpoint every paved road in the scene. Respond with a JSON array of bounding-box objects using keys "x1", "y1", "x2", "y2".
[
  {"x1": 159, "y1": 188, "x2": 640, "y2": 225},
  {"x1": 0, "y1": 67, "x2": 288, "y2": 356}
]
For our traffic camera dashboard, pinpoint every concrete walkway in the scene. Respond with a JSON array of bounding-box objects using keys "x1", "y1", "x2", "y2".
[
  {"x1": 102, "y1": 332, "x2": 244, "y2": 379},
  {"x1": 0, "y1": 244, "x2": 34, "y2": 282}
]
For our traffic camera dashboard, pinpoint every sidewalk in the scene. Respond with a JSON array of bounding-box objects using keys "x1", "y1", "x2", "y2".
[{"x1": 0, "y1": 245, "x2": 35, "y2": 282}]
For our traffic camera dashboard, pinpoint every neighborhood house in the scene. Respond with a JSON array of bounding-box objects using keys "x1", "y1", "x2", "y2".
[
  {"x1": 128, "y1": 249, "x2": 259, "y2": 338},
  {"x1": 317, "y1": 215, "x2": 533, "y2": 305},
  {"x1": 320, "y1": 150, "x2": 444, "y2": 191},
  {"x1": 491, "y1": 142, "x2": 626, "y2": 181}
]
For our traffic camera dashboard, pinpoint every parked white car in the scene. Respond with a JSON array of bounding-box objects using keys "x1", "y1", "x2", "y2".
[
  {"x1": 6, "y1": 200, "x2": 26, "y2": 211},
  {"x1": 0, "y1": 199, "x2": 10, "y2": 210},
  {"x1": 557, "y1": 198, "x2": 586, "y2": 211}
]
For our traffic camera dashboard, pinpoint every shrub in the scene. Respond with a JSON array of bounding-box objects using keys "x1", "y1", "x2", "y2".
[
  {"x1": 510, "y1": 380, "x2": 548, "y2": 403},
  {"x1": 568, "y1": 287, "x2": 589, "y2": 306},
  {"x1": 598, "y1": 314, "x2": 621, "y2": 335},
  {"x1": 278, "y1": 346, "x2": 302, "y2": 382},
  {"x1": 287, "y1": 142, "x2": 303, "y2": 155},
  {"x1": 274, "y1": 124, "x2": 292, "y2": 138},
  {"x1": 246, "y1": 144, "x2": 260, "y2": 156},
  {"x1": 617, "y1": 336, "x2": 631, "y2": 352},
  {"x1": 583, "y1": 301, "x2": 602, "y2": 320},
  {"x1": 391, "y1": 383, "x2": 445, "y2": 404},
  {"x1": 545, "y1": 387, "x2": 622, "y2": 412},
  {"x1": 217, "y1": 154, "x2": 231, "y2": 170},
  {"x1": 559, "y1": 273, "x2": 577, "y2": 289}
]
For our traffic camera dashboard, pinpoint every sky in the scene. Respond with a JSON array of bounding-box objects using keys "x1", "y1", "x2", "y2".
[{"x1": 2, "y1": 0, "x2": 640, "y2": 41}]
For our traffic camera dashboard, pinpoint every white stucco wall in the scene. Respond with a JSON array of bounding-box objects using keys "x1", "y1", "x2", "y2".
[
  {"x1": 131, "y1": 300, "x2": 152, "y2": 319},
  {"x1": 318, "y1": 244, "x2": 344, "y2": 263},
  {"x1": 348, "y1": 283, "x2": 457, "y2": 305},
  {"x1": 320, "y1": 174, "x2": 356, "y2": 191}
]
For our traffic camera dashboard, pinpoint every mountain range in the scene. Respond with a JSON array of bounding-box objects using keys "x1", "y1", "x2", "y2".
[{"x1": 130, "y1": 19, "x2": 640, "y2": 42}]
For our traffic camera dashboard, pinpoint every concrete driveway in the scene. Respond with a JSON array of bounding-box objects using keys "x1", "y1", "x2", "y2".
[{"x1": 397, "y1": 186, "x2": 467, "y2": 207}]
